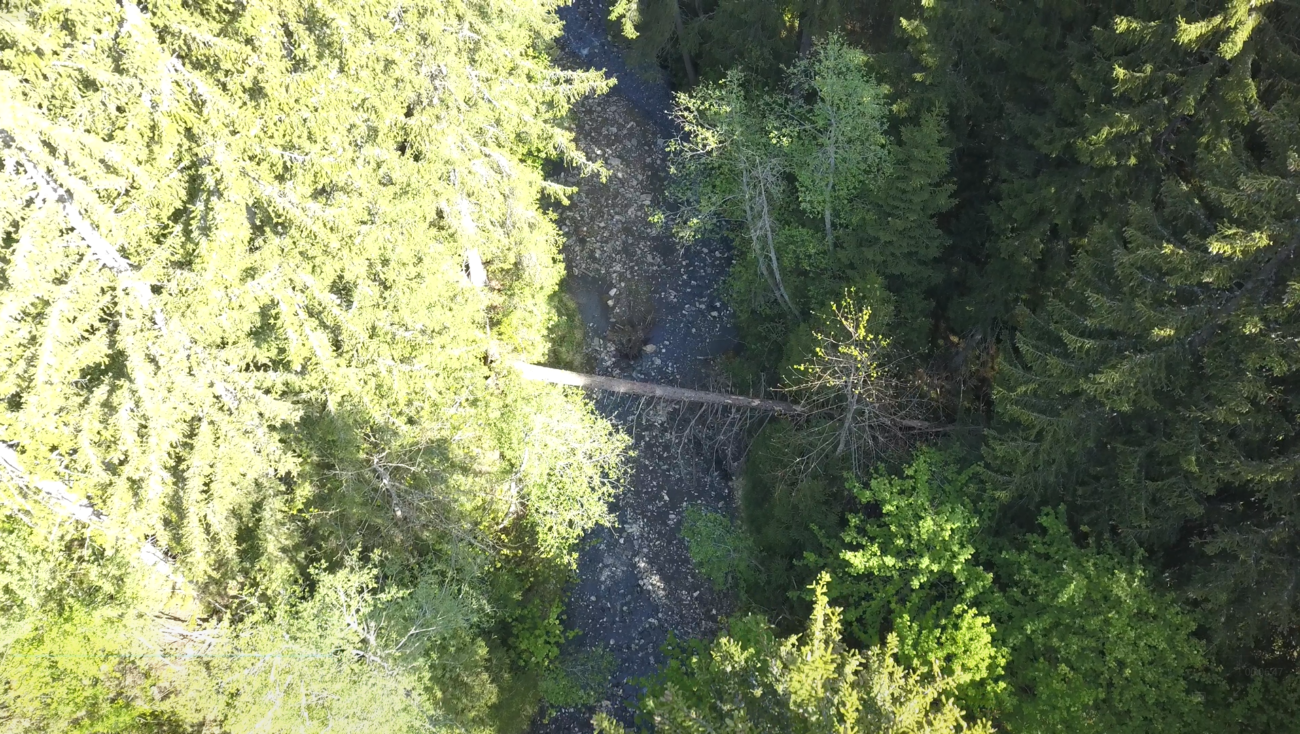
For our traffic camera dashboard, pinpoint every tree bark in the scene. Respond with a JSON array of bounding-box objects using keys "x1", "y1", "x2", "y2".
[
  {"x1": 754, "y1": 165, "x2": 800, "y2": 318},
  {"x1": 797, "y1": 13, "x2": 814, "y2": 57},
  {"x1": 512, "y1": 361, "x2": 805, "y2": 414},
  {"x1": 672, "y1": 1, "x2": 698, "y2": 86},
  {"x1": 797, "y1": 0, "x2": 818, "y2": 57},
  {"x1": 836, "y1": 364, "x2": 858, "y2": 456}
]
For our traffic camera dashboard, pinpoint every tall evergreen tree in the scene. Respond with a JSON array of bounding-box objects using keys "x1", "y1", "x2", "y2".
[
  {"x1": 0, "y1": 0, "x2": 621, "y2": 588},
  {"x1": 0, "y1": 0, "x2": 627, "y2": 729},
  {"x1": 958, "y1": 0, "x2": 1300, "y2": 649}
]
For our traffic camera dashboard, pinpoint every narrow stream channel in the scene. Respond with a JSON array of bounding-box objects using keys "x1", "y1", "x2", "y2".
[{"x1": 530, "y1": 2, "x2": 741, "y2": 730}]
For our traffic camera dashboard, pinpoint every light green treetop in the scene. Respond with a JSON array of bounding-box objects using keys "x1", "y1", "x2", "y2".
[
  {"x1": 786, "y1": 33, "x2": 890, "y2": 254},
  {"x1": 0, "y1": 0, "x2": 622, "y2": 590},
  {"x1": 618, "y1": 572, "x2": 990, "y2": 734}
]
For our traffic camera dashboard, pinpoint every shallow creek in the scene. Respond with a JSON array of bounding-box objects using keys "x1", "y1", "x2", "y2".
[{"x1": 530, "y1": 1, "x2": 743, "y2": 730}]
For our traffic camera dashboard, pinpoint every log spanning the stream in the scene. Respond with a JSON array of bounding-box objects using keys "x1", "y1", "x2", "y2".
[{"x1": 511, "y1": 361, "x2": 805, "y2": 415}]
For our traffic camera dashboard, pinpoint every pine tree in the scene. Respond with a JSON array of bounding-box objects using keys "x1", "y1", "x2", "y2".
[
  {"x1": 0, "y1": 0, "x2": 628, "y2": 728},
  {"x1": 0, "y1": 0, "x2": 622, "y2": 588},
  {"x1": 974, "y1": 0, "x2": 1300, "y2": 649}
]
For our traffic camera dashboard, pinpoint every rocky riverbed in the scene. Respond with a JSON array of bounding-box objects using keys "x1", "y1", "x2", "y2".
[{"x1": 530, "y1": 2, "x2": 743, "y2": 730}]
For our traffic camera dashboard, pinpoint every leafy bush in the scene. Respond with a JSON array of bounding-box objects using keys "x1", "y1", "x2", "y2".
[
  {"x1": 540, "y1": 645, "x2": 616, "y2": 710},
  {"x1": 993, "y1": 509, "x2": 1215, "y2": 734},
  {"x1": 635, "y1": 573, "x2": 990, "y2": 733},
  {"x1": 681, "y1": 506, "x2": 759, "y2": 592},
  {"x1": 806, "y1": 449, "x2": 1007, "y2": 706}
]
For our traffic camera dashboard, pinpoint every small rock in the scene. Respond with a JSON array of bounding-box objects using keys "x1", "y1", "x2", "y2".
[
  {"x1": 609, "y1": 287, "x2": 618, "y2": 296},
  {"x1": 607, "y1": 299, "x2": 614, "y2": 306},
  {"x1": 643, "y1": 343, "x2": 657, "y2": 353}
]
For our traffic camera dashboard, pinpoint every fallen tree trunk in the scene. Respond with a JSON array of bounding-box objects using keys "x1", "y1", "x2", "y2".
[{"x1": 511, "y1": 361, "x2": 805, "y2": 415}]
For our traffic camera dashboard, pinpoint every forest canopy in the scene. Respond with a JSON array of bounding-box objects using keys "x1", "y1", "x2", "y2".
[
  {"x1": 624, "y1": 0, "x2": 1300, "y2": 731},
  {"x1": 3, "y1": 0, "x2": 1300, "y2": 732}
]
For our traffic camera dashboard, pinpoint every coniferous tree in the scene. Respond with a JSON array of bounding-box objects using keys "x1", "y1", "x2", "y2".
[
  {"x1": 0, "y1": 0, "x2": 621, "y2": 589},
  {"x1": 0, "y1": 0, "x2": 627, "y2": 729},
  {"x1": 972, "y1": 0, "x2": 1300, "y2": 649}
]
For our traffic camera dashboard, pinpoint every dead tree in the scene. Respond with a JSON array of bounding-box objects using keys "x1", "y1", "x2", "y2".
[
  {"x1": 781, "y1": 297, "x2": 936, "y2": 479},
  {"x1": 511, "y1": 361, "x2": 803, "y2": 414},
  {"x1": 740, "y1": 158, "x2": 800, "y2": 319}
]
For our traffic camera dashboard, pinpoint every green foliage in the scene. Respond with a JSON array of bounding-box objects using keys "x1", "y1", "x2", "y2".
[
  {"x1": 670, "y1": 34, "x2": 951, "y2": 365},
  {"x1": 738, "y1": 421, "x2": 849, "y2": 615},
  {"x1": 0, "y1": 516, "x2": 184, "y2": 732},
  {"x1": 807, "y1": 450, "x2": 1006, "y2": 704},
  {"x1": 968, "y1": 0, "x2": 1300, "y2": 650},
  {"x1": 539, "y1": 644, "x2": 616, "y2": 710},
  {"x1": 163, "y1": 559, "x2": 497, "y2": 734},
  {"x1": 546, "y1": 285, "x2": 591, "y2": 372},
  {"x1": 650, "y1": 0, "x2": 1300, "y2": 727},
  {"x1": 490, "y1": 551, "x2": 572, "y2": 672},
  {"x1": 592, "y1": 711, "x2": 629, "y2": 734},
  {"x1": 1219, "y1": 672, "x2": 1300, "y2": 734},
  {"x1": 0, "y1": 0, "x2": 621, "y2": 586},
  {"x1": 785, "y1": 34, "x2": 891, "y2": 256},
  {"x1": 610, "y1": 0, "x2": 871, "y2": 84},
  {"x1": 994, "y1": 509, "x2": 1215, "y2": 734},
  {"x1": 681, "y1": 505, "x2": 758, "y2": 592},
  {"x1": 0, "y1": 0, "x2": 627, "y2": 729},
  {"x1": 0, "y1": 606, "x2": 179, "y2": 734},
  {"x1": 640, "y1": 573, "x2": 991, "y2": 733}
]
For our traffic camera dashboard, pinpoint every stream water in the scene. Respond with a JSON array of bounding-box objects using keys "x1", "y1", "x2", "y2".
[{"x1": 529, "y1": 2, "x2": 741, "y2": 730}]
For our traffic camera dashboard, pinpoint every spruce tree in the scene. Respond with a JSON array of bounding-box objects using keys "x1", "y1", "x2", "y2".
[
  {"x1": 0, "y1": 0, "x2": 621, "y2": 588},
  {"x1": 0, "y1": 0, "x2": 627, "y2": 728},
  {"x1": 973, "y1": 0, "x2": 1300, "y2": 648}
]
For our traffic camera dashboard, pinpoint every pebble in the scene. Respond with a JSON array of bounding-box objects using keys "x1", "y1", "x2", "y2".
[{"x1": 643, "y1": 343, "x2": 656, "y2": 353}]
